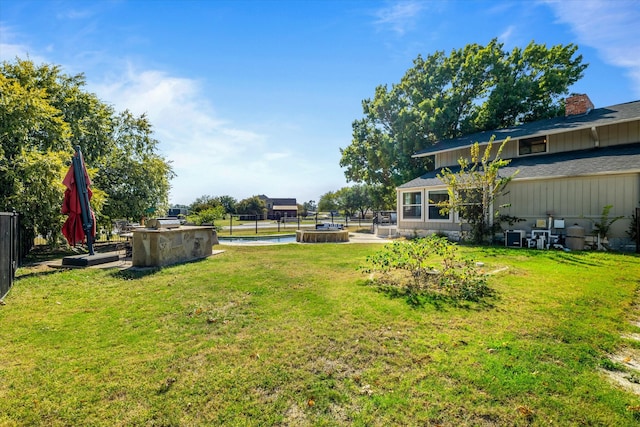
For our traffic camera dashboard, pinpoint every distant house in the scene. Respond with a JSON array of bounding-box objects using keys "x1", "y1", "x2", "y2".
[
  {"x1": 258, "y1": 195, "x2": 298, "y2": 220},
  {"x1": 168, "y1": 207, "x2": 189, "y2": 217},
  {"x1": 396, "y1": 94, "x2": 640, "y2": 249}
]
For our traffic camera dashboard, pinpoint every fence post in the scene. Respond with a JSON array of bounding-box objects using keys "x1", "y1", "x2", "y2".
[
  {"x1": 1, "y1": 212, "x2": 19, "y2": 300},
  {"x1": 636, "y1": 207, "x2": 639, "y2": 254}
]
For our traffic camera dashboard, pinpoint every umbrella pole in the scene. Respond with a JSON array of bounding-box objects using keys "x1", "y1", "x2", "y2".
[{"x1": 73, "y1": 146, "x2": 95, "y2": 256}]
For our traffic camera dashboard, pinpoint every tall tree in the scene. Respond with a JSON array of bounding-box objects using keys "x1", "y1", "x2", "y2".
[
  {"x1": 1, "y1": 58, "x2": 174, "y2": 248},
  {"x1": 318, "y1": 191, "x2": 339, "y2": 213},
  {"x1": 190, "y1": 195, "x2": 221, "y2": 213},
  {"x1": 217, "y1": 195, "x2": 237, "y2": 214},
  {"x1": 340, "y1": 39, "x2": 587, "y2": 199},
  {"x1": 319, "y1": 185, "x2": 380, "y2": 218},
  {"x1": 302, "y1": 200, "x2": 317, "y2": 214},
  {"x1": 336, "y1": 185, "x2": 374, "y2": 219},
  {"x1": 94, "y1": 110, "x2": 174, "y2": 222},
  {"x1": 236, "y1": 196, "x2": 266, "y2": 217}
]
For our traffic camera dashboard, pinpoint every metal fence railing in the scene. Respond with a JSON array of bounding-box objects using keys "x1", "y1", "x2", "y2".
[
  {"x1": 635, "y1": 208, "x2": 640, "y2": 254},
  {"x1": 33, "y1": 232, "x2": 130, "y2": 247},
  {"x1": 1, "y1": 212, "x2": 19, "y2": 300}
]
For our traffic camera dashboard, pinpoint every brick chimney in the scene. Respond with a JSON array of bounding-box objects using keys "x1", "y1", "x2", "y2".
[{"x1": 565, "y1": 94, "x2": 594, "y2": 116}]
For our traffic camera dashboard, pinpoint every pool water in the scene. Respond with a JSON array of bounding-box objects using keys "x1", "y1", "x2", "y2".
[{"x1": 218, "y1": 235, "x2": 297, "y2": 244}]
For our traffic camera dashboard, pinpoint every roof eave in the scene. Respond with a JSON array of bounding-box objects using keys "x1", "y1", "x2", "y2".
[{"x1": 411, "y1": 116, "x2": 640, "y2": 159}]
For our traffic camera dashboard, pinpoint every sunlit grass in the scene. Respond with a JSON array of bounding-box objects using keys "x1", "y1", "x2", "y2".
[{"x1": 1, "y1": 245, "x2": 639, "y2": 425}]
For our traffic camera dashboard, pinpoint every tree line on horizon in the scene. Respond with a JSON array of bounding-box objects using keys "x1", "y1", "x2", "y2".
[{"x1": 176, "y1": 184, "x2": 391, "y2": 225}]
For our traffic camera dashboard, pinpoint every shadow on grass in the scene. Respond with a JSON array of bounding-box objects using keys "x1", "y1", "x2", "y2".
[
  {"x1": 360, "y1": 279, "x2": 496, "y2": 311},
  {"x1": 111, "y1": 267, "x2": 161, "y2": 280},
  {"x1": 109, "y1": 256, "x2": 211, "y2": 280},
  {"x1": 23, "y1": 248, "x2": 78, "y2": 265},
  {"x1": 15, "y1": 268, "x2": 66, "y2": 281},
  {"x1": 483, "y1": 246, "x2": 613, "y2": 267}
]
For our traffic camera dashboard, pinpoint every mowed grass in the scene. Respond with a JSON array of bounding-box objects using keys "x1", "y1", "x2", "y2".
[{"x1": 1, "y1": 244, "x2": 639, "y2": 426}]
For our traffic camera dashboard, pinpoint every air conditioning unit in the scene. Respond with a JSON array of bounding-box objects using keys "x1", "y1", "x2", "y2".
[{"x1": 505, "y1": 230, "x2": 526, "y2": 247}]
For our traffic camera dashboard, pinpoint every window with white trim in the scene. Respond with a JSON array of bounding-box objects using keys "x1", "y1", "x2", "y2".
[
  {"x1": 401, "y1": 191, "x2": 422, "y2": 220},
  {"x1": 518, "y1": 136, "x2": 547, "y2": 156},
  {"x1": 427, "y1": 190, "x2": 450, "y2": 221}
]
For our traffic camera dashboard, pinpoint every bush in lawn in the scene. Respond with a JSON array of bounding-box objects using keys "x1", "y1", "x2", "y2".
[
  {"x1": 187, "y1": 206, "x2": 225, "y2": 229},
  {"x1": 360, "y1": 235, "x2": 492, "y2": 302}
]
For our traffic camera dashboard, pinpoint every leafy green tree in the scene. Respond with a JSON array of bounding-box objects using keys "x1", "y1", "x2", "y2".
[
  {"x1": 302, "y1": 200, "x2": 317, "y2": 215},
  {"x1": 336, "y1": 185, "x2": 373, "y2": 218},
  {"x1": 320, "y1": 185, "x2": 387, "y2": 218},
  {"x1": 340, "y1": 39, "x2": 587, "y2": 199},
  {"x1": 1, "y1": 59, "x2": 114, "y2": 164},
  {"x1": 1, "y1": 58, "x2": 173, "y2": 248},
  {"x1": 236, "y1": 196, "x2": 266, "y2": 218},
  {"x1": 318, "y1": 191, "x2": 339, "y2": 213},
  {"x1": 190, "y1": 194, "x2": 221, "y2": 213},
  {"x1": 436, "y1": 137, "x2": 517, "y2": 244},
  {"x1": 190, "y1": 195, "x2": 237, "y2": 215},
  {"x1": 1, "y1": 61, "x2": 74, "y2": 250},
  {"x1": 187, "y1": 206, "x2": 225, "y2": 227},
  {"x1": 217, "y1": 195, "x2": 237, "y2": 214},
  {"x1": 93, "y1": 110, "x2": 174, "y2": 223},
  {"x1": 368, "y1": 184, "x2": 396, "y2": 212},
  {"x1": 9, "y1": 150, "x2": 67, "y2": 245}
]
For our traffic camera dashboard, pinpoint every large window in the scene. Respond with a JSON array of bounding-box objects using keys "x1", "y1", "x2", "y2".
[
  {"x1": 402, "y1": 191, "x2": 422, "y2": 220},
  {"x1": 519, "y1": 136, "x2": 547, "y2": 155},
  {"x1": 427, "y1": 190, "x2": 450, "y2": 221}
]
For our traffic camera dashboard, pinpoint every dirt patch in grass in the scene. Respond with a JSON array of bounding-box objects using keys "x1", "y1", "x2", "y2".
[{"x1": 602, "y1": 367, "x2": 640, "y2": 396}]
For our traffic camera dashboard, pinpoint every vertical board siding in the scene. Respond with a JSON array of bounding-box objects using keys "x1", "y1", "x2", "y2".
[
  {"x1": 550, "y1": 128, "x2": 594, "y2": 153},
  {"x1": 500, "y1": 175, "x2": 637, "y2": 217},
  {"x1": 498, "y1": 173, "x2": 639, "y2": 237},
  {"x1": 599, "y1": 121, "x2": 640, "y2": 147}
]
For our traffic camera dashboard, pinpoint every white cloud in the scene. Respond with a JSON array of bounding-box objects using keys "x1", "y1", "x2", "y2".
[
  {"x1": 373, "y1": 1, "x2": 425, "y2": 35},
  {"x1": 543, "y1": 0, "x2": 640, "y2": 96},
  {"x1": 498, "y1": 25, "x2": 515, "y2": 45},
  {"x1": 89, "y1": 64, "x2": 284, "y2": 203},
  {"x1": 87, "y1": 64, "x2": 350, "y2": 204},
  {"x1": 0, "y1": 25, "x2": 47, "y2": 63}
]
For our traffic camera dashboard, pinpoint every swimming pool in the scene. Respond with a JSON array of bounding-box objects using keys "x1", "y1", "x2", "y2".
[{"x1": 218, "y1": 235, "x2": 297, "y2": 244}]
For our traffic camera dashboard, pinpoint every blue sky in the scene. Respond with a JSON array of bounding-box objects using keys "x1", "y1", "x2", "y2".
[{"x1": 2, "y1": 0, "x2": 639, "y2": 206}]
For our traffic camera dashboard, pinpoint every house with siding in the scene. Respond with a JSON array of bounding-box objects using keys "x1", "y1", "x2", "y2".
[
  {"x1": 396, "y1": 94, "x2": 640, "y2": 249},
  {"x1": 258, "y1": 195, "x2": 298, "y2": 220}
]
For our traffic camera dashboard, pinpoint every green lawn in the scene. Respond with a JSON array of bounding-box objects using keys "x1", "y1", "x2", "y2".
[{"x1": 1, "y1": 244, "x2": 639, "y2": 426}]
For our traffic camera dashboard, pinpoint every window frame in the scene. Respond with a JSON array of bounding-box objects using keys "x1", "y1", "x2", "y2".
[
  {"x1": 427, "y1": 189, "x2": 452, "y2": 222},
  {"x1": 518, "y1": 135, "x2": 548, "y2": 156},
  {"x1": 400, "y1": 190, "x2": 423, "y2": 221}
]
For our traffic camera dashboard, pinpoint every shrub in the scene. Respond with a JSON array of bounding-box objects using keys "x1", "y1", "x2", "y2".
[
  {"x1": 360, "y1": 235, "x2": 492, "y2": 303},
  {"x1": 187, "y1": 206, "x2": 225, "y2": 227}
]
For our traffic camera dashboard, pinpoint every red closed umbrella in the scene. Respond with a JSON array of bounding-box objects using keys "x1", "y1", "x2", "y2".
[{"x1": 61, "y1": 147, "x2": 96, "y2": 254}]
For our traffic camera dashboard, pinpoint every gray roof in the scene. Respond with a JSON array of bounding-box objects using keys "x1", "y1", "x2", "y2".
[
  {"x1": 413, "y1": 100, "x2": 640, "y2": 157},
  {"x1": 399, "y1": 142, "x2": 640, "y2": 189},
  {"x1": 267, "y1": 198, "x2": 297, "y2": 205}
]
